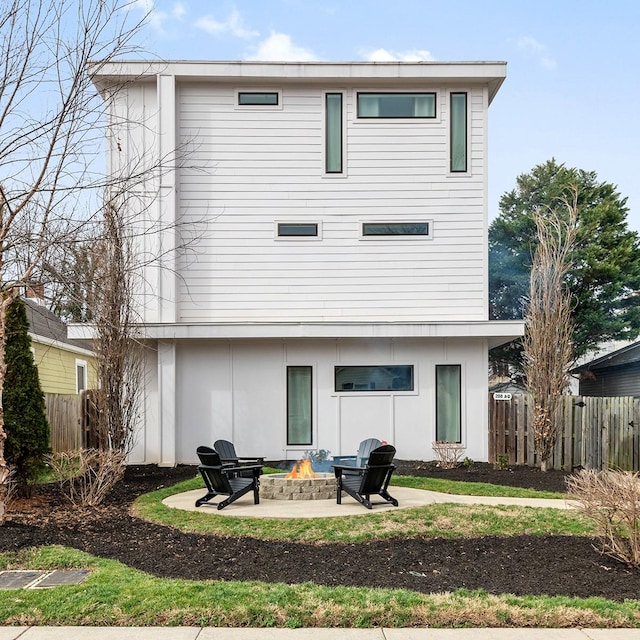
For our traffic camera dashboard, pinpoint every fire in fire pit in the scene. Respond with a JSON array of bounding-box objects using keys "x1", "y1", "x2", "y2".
[{"x1": 285, "y1": 458, "x2": 317, "y2": 479}]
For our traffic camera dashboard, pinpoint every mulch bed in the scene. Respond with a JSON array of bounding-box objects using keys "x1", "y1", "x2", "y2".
[{"x1": 1, "y1": 462, "x2": 639, "y2": 601}]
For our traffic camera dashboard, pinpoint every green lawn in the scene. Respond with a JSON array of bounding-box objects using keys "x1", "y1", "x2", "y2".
[{"x1": 0, "y1": 473, "x2": 638, "y2": 628}]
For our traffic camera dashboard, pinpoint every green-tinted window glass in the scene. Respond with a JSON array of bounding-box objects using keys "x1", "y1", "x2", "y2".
[
  {"x1": 287, "y1": 366, "x2": 312, "y2": 445},
  {"x1": 357, "y1": 93, "x2": 436, "y2": 118},
  {"x1": 238, "y1": 92, "x2": 279, "y2": 105},
  {"x1": 450, "y1": 92, "x2": 467, "y2": 172},
  {"x1": 436, "y1": 365, "x2": 461, "y2": 442},
  {"x1": 325, "y1": 93, "x2": 343, "y2": 173}
]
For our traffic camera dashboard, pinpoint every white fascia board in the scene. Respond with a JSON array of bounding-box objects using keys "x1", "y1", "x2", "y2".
[
  {"x1": 30, "y1": 333, "x2": 95, "y2": 357},
  {"x1": 69, "y1": 321, "x2": 523, "y2": 344},
  {"x1": 90, "y1": 61, "x2": 507, "y2": 102}
]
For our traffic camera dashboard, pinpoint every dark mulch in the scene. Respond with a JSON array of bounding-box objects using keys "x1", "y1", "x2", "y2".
[{"x1": 1, "y1": 462, "x2": 639, "y2": 601}]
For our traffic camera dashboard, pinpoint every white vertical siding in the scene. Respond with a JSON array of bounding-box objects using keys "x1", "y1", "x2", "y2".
[
  {"x1": 169, "y1": 81, "x2": 490, "y2": 324},
  {"x1": 165, "y1": 337, "x2": 489, "y2": 464}
]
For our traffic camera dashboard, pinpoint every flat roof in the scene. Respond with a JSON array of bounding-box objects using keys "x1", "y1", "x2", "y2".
[{"x1": 90, "y1": 60, "x2": 507, "y2": 103}]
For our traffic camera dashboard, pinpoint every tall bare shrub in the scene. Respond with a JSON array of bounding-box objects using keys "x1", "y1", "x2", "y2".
[
  {"x1": 523, "y1": 195, "x2": 577, "y2": 471},
  {"x1": 91, "y1": 200, "x2": 142, "y2": 457},
  {"x1": 567, "y1": 469, "x2": 640, "y2": 568}
]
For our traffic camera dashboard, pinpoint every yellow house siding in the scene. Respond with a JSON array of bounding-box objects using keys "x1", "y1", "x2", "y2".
[{"x1": 31, "y1": 340, "x2": 97, "y2": 395}]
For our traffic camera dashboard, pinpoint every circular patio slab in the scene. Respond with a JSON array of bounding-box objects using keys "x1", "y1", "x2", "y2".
[{"x1": 162, "y1": 487, "x2": 575, "y2": 519}]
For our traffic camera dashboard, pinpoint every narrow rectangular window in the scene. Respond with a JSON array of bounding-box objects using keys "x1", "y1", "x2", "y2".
[
  {"x1": 238, "y1": 92, "x2": 279, "y2": 106},
  {"x1": 76, "y1": 359, "x2": 87, "y2": 394},
  {"x1": 325, "y1": 93, "x2": 343, "y2": 173},
  {"x1": 357, "y1": 92, "x2": 436, "y2": 118},
  {"x1": 450, "y1": 92, "x2": 467, "y2": 172},
  {"x1": 362, "y1": 222, "x2": 429, "y2": 236},
  {"x1": 278, "y1": 223, "x2": 318, "y2": 237},
  {"x1": 287, "y1": 366, "x2": 312, "y2": 445},
  {"x1": 436, "y1": 365, "x2": 462, "y2": 442}
]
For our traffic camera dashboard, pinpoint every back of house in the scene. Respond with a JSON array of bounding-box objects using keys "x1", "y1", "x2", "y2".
[{"x1": 87, "y1": 60, "x2": 523, "y2": 465}]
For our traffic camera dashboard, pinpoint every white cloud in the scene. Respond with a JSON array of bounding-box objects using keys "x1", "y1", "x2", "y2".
[
  {"x1": 129, "y1": 0, "x2": 181, "y2": 36},
  {"x1": 195, "y1": 9, "x2": 259, "y2": 40},
  {"x1": 516, "y1": 36, "x2": 556, "y2": 69},
  {"x1": 245, "y1": 32, "x2": 318, "y2": 61},
  {"x1": 172, "y1": 2, "x2": 187, "y2": 21},
  {"x1": 362, "y1": 48, "x2": 436, "y2": 62}
]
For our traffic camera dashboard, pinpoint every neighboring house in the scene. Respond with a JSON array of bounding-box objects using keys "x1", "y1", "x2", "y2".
[
  {"x1": 24, "y1": 297, "x2": 96, "y2": 395},
  {"x1": 82, "y1": 61, "x2": 523, "y2": 465},
  {"x1": 571, "y1": 341, "x2": 640, "y2": 397}
]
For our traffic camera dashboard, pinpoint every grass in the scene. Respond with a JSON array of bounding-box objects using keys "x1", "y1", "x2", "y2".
[
  {"x1": 0, "y1": 546, "x2": 638, "y2": 628},
  {"x1": 132, "y1": 475, "x2": 590, "y2": 543},
  {"x1": 0, "y1": 472, "x2": 637, "y2": 628}
]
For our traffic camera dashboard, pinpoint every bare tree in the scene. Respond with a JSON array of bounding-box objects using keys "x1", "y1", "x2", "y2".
[
  {"x1": 523, "y1": 194, "x2": 578, "y2": 471},
  {"x1": 91, "y1": 198, "x2": 142, "y2": 455},
  {"x1": 0, "y1": 0, "x2": 147, "y2": 521}
]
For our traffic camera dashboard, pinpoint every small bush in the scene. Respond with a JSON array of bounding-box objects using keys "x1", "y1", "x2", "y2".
[
  {"x1": 495, "y1": 454, "x2": 510, "y2": 470},
  {"x1": 432, "y1": 441, "x2": 466, "y2": 469},
  {"x1": 566, "y1": 468, "x2": 640, "y2": 568},
  {"x1": 47, "y1": 449, "x2": 126, "y2": 507}
]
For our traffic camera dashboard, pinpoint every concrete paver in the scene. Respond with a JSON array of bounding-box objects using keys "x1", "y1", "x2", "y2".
[
  {"x1": 582, "y1": 632, "x2": 640, "y2": 640},
  {"x1": 198, "y1": 629, "x2": 384, "y2": 639},
  {"x1": 0, "y1": 629, "x2": 29, "y2": 640},
  {"x1": 384, "y1": 630, "x2": 589, "y2": 640},
  {"x1": 19, "y1": 628, "x2": 200, "y2": 639}
]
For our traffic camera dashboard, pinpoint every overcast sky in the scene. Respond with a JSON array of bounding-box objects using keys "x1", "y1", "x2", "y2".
[{"x1": 129, "y1": 0, "x2": 640, "y2": 232}]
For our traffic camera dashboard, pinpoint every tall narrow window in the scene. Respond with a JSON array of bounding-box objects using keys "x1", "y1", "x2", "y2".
[
  {"x1": 325, "y1": 93, "x2": 343, "y2": 173},
  {"x1": 436, "y1": 365, "x2": 461, "y2": 442},
  {"x1": 287, "y1": 366, "x2": 312, "y2": 445},
  {"x1": 450, "y1": 92, "x2": 467, "y2": 172},
  {"x1": 76, "y1": 359, "x2": 87, "y2": 394}
]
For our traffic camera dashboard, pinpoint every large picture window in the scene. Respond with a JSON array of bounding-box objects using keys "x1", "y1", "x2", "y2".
[
  {"x1": 287, "y1": 366, "x2": 312, "y2": 445},
  {"x1": 436, "y1": 365, "x2": 462, "y2": 442},
  {"x1": 357, "y1": 92, "x2": 436, "y2": 118},
  {"x1": 335, "y1": 365, "x2": 414, "y2": 392}
]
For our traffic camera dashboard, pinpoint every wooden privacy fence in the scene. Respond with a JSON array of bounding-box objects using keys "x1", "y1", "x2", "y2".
[
  {"x1": 489, "y1": 394, "x2": 640, "y2": 471},
  {"x1": 45, "y1": 391, "x2": 98, "y2": 452}
]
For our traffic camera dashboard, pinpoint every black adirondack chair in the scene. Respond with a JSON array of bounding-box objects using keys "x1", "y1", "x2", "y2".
[
  {"x1": 195, "y1": 446, "x2": 263, "y2": 510},
  {"x1": 333, "y1": 444, "x2": 398, "y2": 510},
  {"x1": 214, "y1": 439, "x2": 265, "y2": 465}
]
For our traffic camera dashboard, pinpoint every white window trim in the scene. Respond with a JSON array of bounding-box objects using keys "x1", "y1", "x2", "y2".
[
  {"x1": 331, "y1": 363, "x2": 419, "y2": 397},
  {"x1": 275, "y1": 221, "x2": 323, "y2": 241},
  {"x1": 75, "y1": 359, "x2": 88, "y2": 394},
  {"x1": 284, "y1": 362, "x2": 317, "y2": 450},
  {"x1": 446, "y1": 89, "x2": 472, "y2": 177},
  {"x1": 352, "y1": 88, "x2": 442, "y2": 124},
  {"x1": 434, "y1": 363, "x2": 466, "y2": 445},
  {"x1": 234, "y1": 88, "x2": 283, "y2": 110},
  {"x1": 358, "y1": 219, "x2": 433, "y2": 241},
  {"x1": 322, "y1": 90, "x2": 348, "y2": 178}
]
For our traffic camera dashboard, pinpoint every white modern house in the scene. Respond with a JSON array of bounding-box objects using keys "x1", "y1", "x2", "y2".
[{"x1": 85, "y1": 61, "x2": 523, "y2": 465}]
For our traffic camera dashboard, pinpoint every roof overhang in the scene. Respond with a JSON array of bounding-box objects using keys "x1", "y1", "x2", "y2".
[
  {"x1": 89, "y1": 60, "x2": 507, "y2": 104},
  {"x1": 69, "y1": 321, "x2": 523, "y2": 348}
]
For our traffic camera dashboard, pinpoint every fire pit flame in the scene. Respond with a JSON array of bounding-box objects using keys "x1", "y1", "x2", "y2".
[{"x1": 285, "y1": 458, "x2": 318, "y2": 479}]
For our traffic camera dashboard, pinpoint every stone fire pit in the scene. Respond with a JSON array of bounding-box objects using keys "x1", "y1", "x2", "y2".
[{"x1": 260, "y1": 473, "x2": 335, "y2": 501}]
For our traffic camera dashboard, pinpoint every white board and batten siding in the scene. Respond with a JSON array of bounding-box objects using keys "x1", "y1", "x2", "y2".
[{"x1": 171, "y1": 81, "x2": 489, "y2": 324}]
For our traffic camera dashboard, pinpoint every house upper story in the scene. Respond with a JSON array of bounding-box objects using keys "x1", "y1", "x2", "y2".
[{"x1": 92, "y1": 61, "x2": 507, "y2": 330}]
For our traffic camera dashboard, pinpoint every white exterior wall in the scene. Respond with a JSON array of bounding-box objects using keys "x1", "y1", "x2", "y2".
[
  {"x1": 128, "y1": 337, "x2": 489, "y2": 465},
  {"x1": 90, "y1": 61, "x2": 521, "y2": 467},
  {"x1": 173, "y1": 82, "x2": 488, "y2": 323}
]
